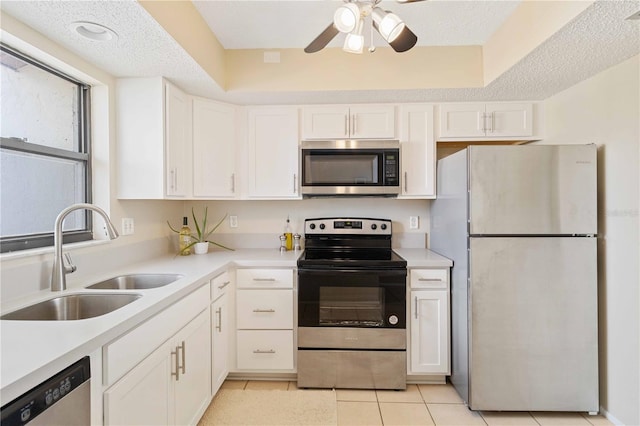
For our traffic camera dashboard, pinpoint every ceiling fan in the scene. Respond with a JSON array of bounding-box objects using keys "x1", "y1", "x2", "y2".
[{"x1": 304, "y1": 0, "x2": 426, "y2": 54}]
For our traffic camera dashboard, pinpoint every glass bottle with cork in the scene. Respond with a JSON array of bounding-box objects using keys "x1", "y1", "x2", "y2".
[{"x1": 179, "y1": 217, "x2": 192, "y2": 256}]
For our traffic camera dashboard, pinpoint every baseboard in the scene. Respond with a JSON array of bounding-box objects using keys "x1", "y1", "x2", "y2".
[{"x1": 599, "y1": 406, "x2": 624, "y2": 425}]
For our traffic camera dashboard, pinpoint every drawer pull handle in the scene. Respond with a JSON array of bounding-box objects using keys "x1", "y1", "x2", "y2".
[
  {"x1": 253, "y1": 309, "x2": 276, "y2": 313},
  {"x1": 218, "y1": 281, "x2": 231, "y2": 289},
  {"x1": 253, "y1": 278, "x2": 276, "y2": 282},
  {"x1": 253, "y1": 349, "x2": 276, "y2": 354},
  {"x1": 418, "y1": 278, "x2": 443, "y2": 282}
]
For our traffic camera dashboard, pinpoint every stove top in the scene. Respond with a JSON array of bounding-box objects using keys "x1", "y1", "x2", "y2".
[{"x1": 298, "y1": 217, "x2": 407, "y2": 269}]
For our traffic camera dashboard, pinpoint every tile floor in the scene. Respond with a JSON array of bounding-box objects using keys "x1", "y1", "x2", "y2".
[{"x1": 219, "y1": 380, "x2": 613, "y2": 426}]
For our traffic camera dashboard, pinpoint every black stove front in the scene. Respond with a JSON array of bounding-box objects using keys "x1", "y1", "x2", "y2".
[{"x1": 297, "y1": 217, "x2": 407, "y2": 390}]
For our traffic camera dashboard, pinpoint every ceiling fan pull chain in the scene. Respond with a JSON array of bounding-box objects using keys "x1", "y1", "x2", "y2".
[{"x1": 369, "y1": 18, "x2": 376, "y2": 53}]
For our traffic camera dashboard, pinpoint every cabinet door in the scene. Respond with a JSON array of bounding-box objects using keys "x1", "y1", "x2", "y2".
[
  {"x1": 302, "y1": 106, "x2": 350, "y2": 139},
  {"x1": 438, "y1": 104, "x2": 485, "y2": 138},
  {"x1": 193, "y1": 98, "x2": 237, "y2": 198},
  {"x1": 212, "y1": 293, "x2": 229, "y2": 395},
  {"x1": 399, "y1": 104, "x2": 435, "y2": 198},
  {"x1": 104, "y1": 340, "x2": 174, "y2": 426},
  {"x1": 174, "y1": 309, "x2": 212, "y2": 426},
  {"x1": 350, "y1": 105, "x2": 396, "y2": 139},
  {"x1": 486, "y1": 103, "x2": 533, "y2": 137},
  {"x1": 247, "y1": 107, "x2": 300, "y2": 198},
  {"x1": 410, "y1": 290, "x2": 450, "y2": 374},
  {"x1": 165, "y1": 82, "x2": 190, "y2": 197}
]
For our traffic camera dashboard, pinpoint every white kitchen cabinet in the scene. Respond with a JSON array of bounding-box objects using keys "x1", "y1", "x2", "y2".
[
  {"x1": 235, "y1": 268, "x2": 295, "y2": 371},
  {"x1": 302, "y1": 105, "x2": 396, "y2": 139},
  {"x1": 193, "y1": 98, "x2": 237, "y2": 198},
  {"x1": 246, "y1": 107, "x2": 300, "y2": 199},
  {"x1": 211, "y1": 271, "x2": 232, "y2": 396},
  {"x1": 399, "y1": 104, "x2": 436, "y2": 198},
  {"x1": 117, "y1": 77, "x2": 191, "y2": 199},
  {"x1": 408, "y1": 268, "x2": 450, "y2": 375},
  {"x1": 104, "y1": 308, "x2": 211, "y2": 426},
  {"x1": 438, "y1": 103, "x2": 533, "y2": 140}
]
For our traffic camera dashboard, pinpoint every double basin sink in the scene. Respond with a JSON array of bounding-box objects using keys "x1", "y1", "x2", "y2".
[{"x1": 0, "y1": 274, "x2": 183, "y2": 321}]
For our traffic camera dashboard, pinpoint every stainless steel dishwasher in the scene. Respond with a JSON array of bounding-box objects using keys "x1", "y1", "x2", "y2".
[{"x1": 1, "y1": 357, "x2": 91, "y2": 425}]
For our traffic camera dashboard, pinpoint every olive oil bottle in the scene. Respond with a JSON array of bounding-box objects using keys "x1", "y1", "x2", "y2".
[{"x1": 179, "y1": 217, "x2": 192, "y2": 256}]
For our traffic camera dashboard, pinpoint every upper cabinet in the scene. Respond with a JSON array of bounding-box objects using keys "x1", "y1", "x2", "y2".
[
  {"x1": 192, "y1": 98, "x2": 237, "y2": 198},
  {"x1": 117, "y1": 77, "x2": 191, "y2": 199},
  {"x1": 399, "y1": 104, "x2": 436, "y2": 199},
  {"x1": 302, "y1": 105, "x2": 396, "y2": 140},
  {"x1": 437, "y1": 103, "x2": 535, "y2": 141},
  {"x1": 246, "y1": 107, "x2": 300, "y2": 199}
]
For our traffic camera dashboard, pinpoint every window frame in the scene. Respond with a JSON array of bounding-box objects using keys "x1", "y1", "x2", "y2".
[{"x1": 0, "y1": 44, "x2": 93, "y2": 253}]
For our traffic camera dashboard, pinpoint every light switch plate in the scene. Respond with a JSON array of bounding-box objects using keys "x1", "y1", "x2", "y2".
[
  {"x1": 409, "y1": 216, "x2": 419, "y2": 230},
  {"x1": 121, "y1": 218, "x2": 135, "y2": 235},
  {"x1": 229, "y1": 215, "x2": 238, "y2": 228}
]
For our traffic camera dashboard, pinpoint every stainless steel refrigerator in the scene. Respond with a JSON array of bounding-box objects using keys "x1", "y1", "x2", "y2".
[{"x1": 430, "y1": 144, "x2": 599, "y2": 412}]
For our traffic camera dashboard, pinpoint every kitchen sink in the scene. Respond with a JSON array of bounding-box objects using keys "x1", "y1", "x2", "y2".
[
  {"x1": 85, "y1": 273, "x2": 184, "y2": 290},
  {"x1": 0, "y1": 293, "x2": 141, "y2": 321}
]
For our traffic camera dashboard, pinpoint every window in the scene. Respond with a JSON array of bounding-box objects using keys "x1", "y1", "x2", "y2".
[{"x1": 0, "y1": 44, "x2": 91, "y2": 253}]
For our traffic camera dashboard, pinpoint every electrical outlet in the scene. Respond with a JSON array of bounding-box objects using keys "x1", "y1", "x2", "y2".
[
  {"x1": 229, "y1": 215, "x2": 238, "y2": 228},
  {"x1": 121, "y1": 218, "x2": 135, "y2": 235},
  {"x1": 409, "y1": 216, "x2": 419, "y2": 230}
]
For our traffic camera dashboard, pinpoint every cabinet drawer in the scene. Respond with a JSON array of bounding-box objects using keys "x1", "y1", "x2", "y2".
[
  {"x1": 236, "y1": 269, "x2": 293, "y2": 289},
  {"x1": 410, "y1": 269, "x2": 449, "y2": 289},
  {"x1": 211, "y1": 271, "x2": 232, "y2": 301},
  {"x1": 237, "y1": 290, "x2": 293, "y2": 329},
  {"x1": 103, "y1": 284, "x2": 209, "y2": 386},
  {"x1": 237, "y1": 330, "x2": 294, "y2": 370}
]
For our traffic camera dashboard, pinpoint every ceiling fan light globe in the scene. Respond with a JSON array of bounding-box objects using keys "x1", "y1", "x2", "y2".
[
  {"x1": 378, "y1": 12, "x2": 405, "y2": 42},
  {"x1": 343, "y1": 33, "x2": 364, "y2": 54},
  {"x1": 334, "y1": 3, "x2": 360, "y2": 33}
]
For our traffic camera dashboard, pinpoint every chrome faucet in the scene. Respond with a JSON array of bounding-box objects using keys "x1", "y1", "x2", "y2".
[{"x1": 51, "y1": 203, "x2": 119, "y2": 291}]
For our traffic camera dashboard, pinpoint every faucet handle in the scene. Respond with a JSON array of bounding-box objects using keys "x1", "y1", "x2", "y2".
[{"x1": 63, "y1": 253, "x2": 77, "y2": 274}]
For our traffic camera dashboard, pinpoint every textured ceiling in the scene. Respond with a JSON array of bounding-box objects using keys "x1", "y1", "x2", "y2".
[
  {"x1": 192, "y1": 0, "x2": 522, "y2": 49},
  {"x1": 1, "y1": 0, "x2": 639, "y2": 105}
]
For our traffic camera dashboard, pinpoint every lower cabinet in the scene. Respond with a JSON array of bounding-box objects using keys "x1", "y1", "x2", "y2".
[
  {"x1": 104, "y1": 308, "x2": 211, "y2": 425},
  {"x1": 235, "y1": 268, "x2": 295, "y2": 371},
  {"x1": 408, "y1": 268, "x2": 451, "y2": 375},
  {"x1": 211, "y1": 271, "x2": 232, "y2": 395}
]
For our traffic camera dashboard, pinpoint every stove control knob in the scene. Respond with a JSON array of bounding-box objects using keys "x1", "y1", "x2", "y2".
[
  {"x1": 319, "y1": 223, "x2": 325, "y2": 230},
  {"x1": 389, "y1": 315, "x2": 399, "y2": 325},
  {"x1": 371, "y1": 224, "x2": 377, "y2": 230},
  {"x1": 309, "y1": 223, "x2": 316, "y2": 230},
  {"x1": 381, "y1": 223, "x2": 388, "y2": 230}
]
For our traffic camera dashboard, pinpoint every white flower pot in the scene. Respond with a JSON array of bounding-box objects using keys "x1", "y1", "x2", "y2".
[{"x1": 194, "y1": 242, "x2": 209, "y2": 255}]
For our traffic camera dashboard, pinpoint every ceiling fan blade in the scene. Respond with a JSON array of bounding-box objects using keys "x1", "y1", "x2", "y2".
[
  {"x1": 304, "y1": 23, "x2": 340, "y2": 53},
  {"x1": 388, "y1": 24, "x2": 417, "y2": 52}
]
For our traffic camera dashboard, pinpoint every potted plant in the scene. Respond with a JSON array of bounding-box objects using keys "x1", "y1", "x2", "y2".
[{"x1": 168, "y1": 207, "x2": 234, "y2": 255}]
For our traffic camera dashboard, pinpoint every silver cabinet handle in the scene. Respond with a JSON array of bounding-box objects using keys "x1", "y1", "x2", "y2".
[
  {"x1": 252, "y1": 309, "x2": 276, "y2": 313},
  {"x1": 414, "y1": 296, "x2": 418, "y2": 319},
  {"x1": 216, "y1": 307, "x2": 222, "y2": 332},
  {"x1": 488, "y1": 112, "x2": 494, "y2": 133},
  {"x1": 344, "y1": 115, "x2": 348, "y2": 136},
  {"x1": 293, "y1": 174, "x2": 297, "y2": 194},
  {"x1": 231, "y1": 173, "x2": 235, "y2": 193},
  {"x1": 418, "y1": 278, "x2": 443, "y2": 282},
  {"x1": 479, "y1": 112, "x2": 486, "y2": 133},
  {"x1": 253, "y1": 278, "x2": 276, "y2": 282},
  {"x1": 218, "y1": 280, "x2": 231, "y2": 290},
  {"x1": 253, "y1": 349, "x2": 276, "y2": 354},
  {"x1": 352, "y1": 114, "x2": 357, "y2": 135},
  {"x1": 404, "y1": 172, "x2": 408, "y2": 193},
  {"x1": 179, "y1": 341, "x2": 186, "y2": 374},
  {"x1": 172, "y1": 346, "x2": 180, "y2": 380}
]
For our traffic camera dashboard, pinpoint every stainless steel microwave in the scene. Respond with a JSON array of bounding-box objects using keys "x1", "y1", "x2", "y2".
[{"x1": 300, "y1": 140, "x2": 400, "y2": 196}]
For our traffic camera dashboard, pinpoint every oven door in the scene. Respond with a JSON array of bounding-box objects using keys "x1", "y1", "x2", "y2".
[{"x1": 298, "y1": 268, "x2": 406, "y2": 329}]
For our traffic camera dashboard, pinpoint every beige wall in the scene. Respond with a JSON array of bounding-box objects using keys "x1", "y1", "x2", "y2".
[{"x1": 538, "y1": 55, "x2": 639, "y2": 426}]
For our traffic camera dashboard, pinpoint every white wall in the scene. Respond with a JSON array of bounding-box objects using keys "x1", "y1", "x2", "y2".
[
  {"x1": 183, "y1": 199, "x2": 431, "y2": 250},
  {"x1": 538, "y1": 55, "x2": 639, "y2": 426}
]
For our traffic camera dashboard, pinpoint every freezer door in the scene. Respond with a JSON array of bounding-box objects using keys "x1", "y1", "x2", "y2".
[
  {"x1": 468, "y1": 237, "x2": 598, "y2": 411},
  {"x1": 468, "y1": 145, "x2": 597, "y2": 235}
]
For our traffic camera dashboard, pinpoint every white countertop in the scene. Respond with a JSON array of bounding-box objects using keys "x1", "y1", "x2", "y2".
[{"x1": 0, "y1": 248, "x2": 450, "y2": 403}]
